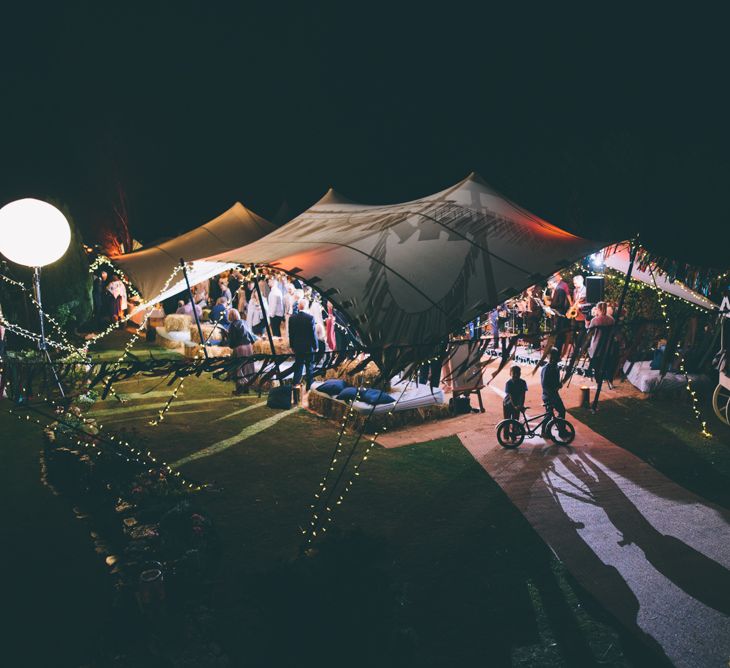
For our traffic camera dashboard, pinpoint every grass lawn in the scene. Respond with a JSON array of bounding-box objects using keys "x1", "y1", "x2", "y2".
[
  {"x1": 569, "y1": 391, "x2": 730, "y2": 508},
  {"x1": 70, "y1": 371, "x2": 662, "y2": 667},
  {"x1": 1, "y1": 329, "x2": 681, "y2": 666}
]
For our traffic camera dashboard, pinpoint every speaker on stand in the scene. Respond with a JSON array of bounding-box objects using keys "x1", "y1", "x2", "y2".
[{"x1": 586, "y1": 276, "x2": 605, "y2": 304}]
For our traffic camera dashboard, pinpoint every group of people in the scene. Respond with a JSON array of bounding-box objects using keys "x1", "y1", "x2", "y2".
[
  {"x1": 486, "y1": 272, "x2": 618, "y2": 369},
  {"x1": 92, "y1": 270, "x2": 128, "y2": 327},
  {"x1": 501, "y1": 347, "x2": 569, "y2": 437},
  {"x1": 170, "y1": 269, "x2": 351, "y2": 395}
]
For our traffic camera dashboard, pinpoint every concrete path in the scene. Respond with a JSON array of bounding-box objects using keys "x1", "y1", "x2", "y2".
[{"x1": 380, "y1": 369, "x2": 730, "y2": 667}]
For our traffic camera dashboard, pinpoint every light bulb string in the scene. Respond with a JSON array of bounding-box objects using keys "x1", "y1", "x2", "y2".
[
  {"x1": 651, "y1": 272, "x2": 713, "y2": 439},
  {"x1": 304, "y1": 375, "x2": 414, "y2": 546},
  {"x1": 9, "y1": 395, "x2": 205, "y2": 491}
]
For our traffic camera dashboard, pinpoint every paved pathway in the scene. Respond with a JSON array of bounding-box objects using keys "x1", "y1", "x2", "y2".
[{"x1": 380, "y1": 372, "x2": 730, "y2": 667}]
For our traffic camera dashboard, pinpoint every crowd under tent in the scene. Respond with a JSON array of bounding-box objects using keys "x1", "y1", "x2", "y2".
[
  {"x1": 205, "y1": 173, "x2": 607, "y2": 356},
  {"x1": 111, "y1": 202, "x2": 276, "y2": 308}
]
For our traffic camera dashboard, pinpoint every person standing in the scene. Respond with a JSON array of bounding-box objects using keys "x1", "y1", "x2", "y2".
[
  {"x1": 572, "y1": 275, "x2": 587, "y2": 329},
  {"x1": 489, "y1": 308, "x2": 500, "y2": 349},
  {"x1": 228, "y1": 270, "x2": 242, "y2": 302},
  {"x1": 92, "y1": 270, "x2": 108, "y2": 328},
  {"x1": 288, "y1": 298, "x2": 317, "y2": 391},
  {"x1": 587, "y1": 301, "x2": 615, "y2": 374},
  {"x1": 267, "y1": 277, "x2": 285, "y2": 336},
  {"x1": 325, "y1": 302, "x2": 337, "y2": 351},
  {"x1": 550, "y1": 273, "x2": 570, "y2": 355},
  {"x1": 218, "y1": 278, "x2": 232, "y2": 304},
  {"x1": 525, "y1": 286, "x2": 543, "y2": 343},
  {"x1": 106, "y1": 275, "x2": 127, "y2": 323},
  {"x1": 244, "y1": 279, "x2": 256, "y2": 303},
  {"x1": 246, "y1": 291, "x2": 265, "y2": 335},
  {"x1": 227, "y1": 308, "x2": 257, "y2": 395},
  {"x1": 541, "y1": 347, "x2": 567, "y2": 425}
]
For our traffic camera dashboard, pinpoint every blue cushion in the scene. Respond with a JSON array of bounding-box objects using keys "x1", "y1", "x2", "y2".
[
  {"x1": 335, "y1": 386, "x2": 361, "y2": 402},
  {"x1": 317, "y1": 379, "x2": 348, "y2": 396},
  {"x1": 362, "y1": 389, "x2": 396, "y2": 405}
]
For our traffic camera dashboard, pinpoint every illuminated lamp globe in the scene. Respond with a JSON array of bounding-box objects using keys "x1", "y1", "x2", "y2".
[{"x1": 0, "y1": 198, "x2": 71, "y2": 267}]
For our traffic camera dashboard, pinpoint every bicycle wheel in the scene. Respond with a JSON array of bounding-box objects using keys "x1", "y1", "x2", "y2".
[
  {"x1": 546, "y1": 418, "x2": 576, "y2": 445},
  {"x1": 497, "y1": 419, "x2": 526, "y2": 448}
]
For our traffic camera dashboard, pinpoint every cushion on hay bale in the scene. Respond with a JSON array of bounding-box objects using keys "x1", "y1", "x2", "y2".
[
  {"x1": 155, "y1": 327, "x2": 184, "y2": 350},
  {"x1": 352, "y1": 385, "x2": 444, "y2": 414},
  {"x1": 164, "y1": 314, "x2": 192, "y2": 332},
  {"x1": 315, "y1": 379, "x2": 349, "y2": 396}
]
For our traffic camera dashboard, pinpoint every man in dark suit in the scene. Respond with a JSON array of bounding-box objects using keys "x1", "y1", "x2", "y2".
[{"x1": 288, "y1": 299, "x2": 318, "y2": 390}]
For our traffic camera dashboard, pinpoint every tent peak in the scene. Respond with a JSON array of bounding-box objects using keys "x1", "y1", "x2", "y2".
[
  {"x1": 316, "y1": 187, "x2": 357, "y2": 205},
  {"x1": 462, "y1": 171, "x2": 490, "y2": 186}
]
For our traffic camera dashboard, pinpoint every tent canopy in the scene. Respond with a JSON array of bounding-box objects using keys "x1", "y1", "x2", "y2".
[
  {"x1": 112, "y1": 202, "x2": 275, "y2": 305},
  {"x1": 207, "y1": 173, "x2": 608, "y2": 348},
  {"x1": 602, "y1": 246, "x2": 719, "y2": 310}
]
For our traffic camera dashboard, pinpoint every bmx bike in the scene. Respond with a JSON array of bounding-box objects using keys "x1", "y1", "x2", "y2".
[{"x1": 496, "y1": 404, "x2": 575, "y2": 448}]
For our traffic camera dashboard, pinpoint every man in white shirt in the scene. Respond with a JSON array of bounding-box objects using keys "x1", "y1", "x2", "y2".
[{"x1": 267, "y1": 277, "x2": 285, "y2": 336}]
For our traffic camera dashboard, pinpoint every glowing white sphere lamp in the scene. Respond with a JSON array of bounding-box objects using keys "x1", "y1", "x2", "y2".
[
  {"x1": 0, "y1": 198, "x2": 72, "y2": 397},
  {"x1": 0, "y1": 198, "x2": 71, "y2": 267}
]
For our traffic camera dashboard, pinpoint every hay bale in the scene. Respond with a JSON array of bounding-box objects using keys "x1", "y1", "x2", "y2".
[
  {"x1": 190, "y1": 322, "x2": 225, "y2": 344},
  {"x1": 164, "y1": 314, "x2": 192, "y2": 332},
  {"x1": 325, "y1": 358, "x2": 387, "y2": 389},
  {"x1": 155, "y1": 327, "x2": 184, "y2": 351},
  {"x1": 184, "y1": 341, "x2": 200, "y2": 359},
  {"x1": 205, "y1": 345, "x2": 231, "y2": 358},
  {"x1": 252, "y1": 337, "x2": 293, "y2": 356}
]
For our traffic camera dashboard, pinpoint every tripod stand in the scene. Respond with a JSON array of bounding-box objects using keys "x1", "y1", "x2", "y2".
[{"x1": 32, "y1": 267, "x2": 65, "y2": 398}]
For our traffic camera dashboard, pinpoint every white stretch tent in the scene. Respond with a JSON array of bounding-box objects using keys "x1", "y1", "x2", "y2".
[
  {"x1": 206, "y1": 173, "x2": 607, "y2": 348},
  {"x1": 111, "y1": 202, "x2": 276, "y2": 307},
  {"x1": 602, "y1": 246, "x2": 719, "y2": 310}
]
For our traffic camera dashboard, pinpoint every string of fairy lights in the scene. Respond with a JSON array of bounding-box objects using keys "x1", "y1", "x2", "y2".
[
  {"x1": 0, "y1": 273, "x2": 87, "y2": 358},
  {"x1": 302, "y1": 385, "x2": 365, "y2": 542},
  {"x1": 6, "y1": 395, "x2": 205, "y2": 491},
  {"x1": 651, "y1": 273, "x2": 713, "y2": 438},
  {"x1": 302, "y1": 367, "x2": 423, "y2": 548},
  {"x1": 80, "y1": 265, "x2": 182, "y2": 354},
  {"x1": 88, "y1": 254, "x2": 141, "y2": 300}
]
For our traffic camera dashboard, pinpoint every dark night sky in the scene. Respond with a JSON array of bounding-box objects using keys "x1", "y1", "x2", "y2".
[{"x1": 1, "y1": 3, "x2": 728, "y2": 265}]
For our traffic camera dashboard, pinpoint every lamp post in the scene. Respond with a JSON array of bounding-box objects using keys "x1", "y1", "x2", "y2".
[{"x1": 0, "y1": 198, "x2": 72, "y2": 397}]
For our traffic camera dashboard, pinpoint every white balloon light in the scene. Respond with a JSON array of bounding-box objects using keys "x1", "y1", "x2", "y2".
[{"x1": 0, "y1": 198, "x2": 71, "y2": 267}]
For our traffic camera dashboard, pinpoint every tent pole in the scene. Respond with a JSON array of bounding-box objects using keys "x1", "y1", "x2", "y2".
[
  {"x1": 251, "y1": 264, "x2": 282, "y2": 380},
  {"x1": 591, "y1": 241, "x2": 637, "y2": 411},
  {"x1": 179, "y1": 258, "x2": 209, "y2": 360}
]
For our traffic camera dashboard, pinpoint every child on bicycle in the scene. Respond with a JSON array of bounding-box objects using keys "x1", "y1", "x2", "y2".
[
  {"x1": 541, "y1": 347, "x2": 568, "y2": 436},
  {"x1": 503, "y1": 365, "x2": 528, "y2": 420}
]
